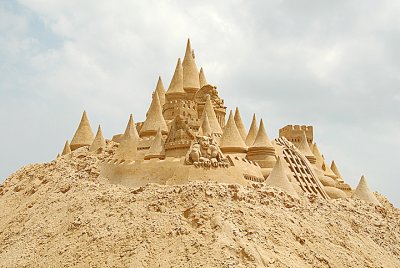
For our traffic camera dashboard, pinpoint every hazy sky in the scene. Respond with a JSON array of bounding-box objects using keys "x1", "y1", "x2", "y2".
[{"x1": 1, "y1": 0, "x2": 399, "y2": 206}]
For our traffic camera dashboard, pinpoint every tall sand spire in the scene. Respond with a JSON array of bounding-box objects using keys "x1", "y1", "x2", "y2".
[
  {"x1": 199, "y1": 113, "x2": 212, "y2": 136},
  {"x1": 265, "y1": 156, "x2": 299, "y2": 197},
  {"x1": 124, "y1": 114, "x2": 139, "y2": 140},
  {"x1": 245, "y1": 114, "x2": 258, "y2": 146},
  {"x1": 166, "y1": 58, "x2": 185, "y2": 95},
  {"x1": 140, "y1": 92, "x2": 168, "y2": 137},
  {"x1": 89, "y1": 125, "x2": 106, "y2": 152},
  {"x1": 114, "y1": 128, "x2": 138, "y2": 161},
  {"x1": 297, "y1": 131, "x2": 316, "y2": 164},
  {"x1": 182, "y1": 38, "x2": 200, "y2": 91},
  {"x1": 312, "y1": 143, "x2": 324, "y2": 168},
  {"x1": 234, "y1": 107, "x2": 247, "y2": 141},
  {"x1": 62, "y1": 140, "x2": 71, "y2": 155},
  {"x1": 331, "y1": 160, "x2": 345, "y2": 182},
  {"x1": 70, "y1": 111, "x2": 95, "y2": 150},
  {"x1": 251, "y1": 119, "x2": 273, "y2": 149},
  {"x1": 155, "y1": 76, "x2": 166, "y2": 106},
  {"x1": 199, "y1": 67, "x2": 208, "y2": 88},
  {"x1": 220, "y1": 110, "x2": 247, "y2": 153},
  {"x1": 352, "y1": 176, "x2": 381, "y2": 205},
  {"x1": 144, "y1": 127, "x2": 165, "y2": 160},
  {"x1": 200, "y1": 95, "x2": 223, "y2": 134}
]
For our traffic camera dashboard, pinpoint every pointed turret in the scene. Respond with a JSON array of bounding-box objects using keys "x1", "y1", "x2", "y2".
[
  {"x1": 352, "y1": 176, "x2": 381, "y2": 205},
  {"x1": 70, "y1": 111, "x2": 95, "y2": 150},
  {"x1": 331, "y1": 160, "x2": 345, "y2": 183},
  {"x1": 245, "y1": 114, "x2": 258, "y2": 146},
  {"x1": 182, "y1": 38, "x2": 200, "y2": 92},
  {"x1": 200, "y1": 95, "x2": 223, "y2": 135},
  {"x1": 123, "y1": 114, "x2": 139, "y2": 140},
  {"x1": 199, "y1": 67, "x2": 208, "y2": 88},
  {"x1": 265, "y1": 157, "x2": 298, "y2": 197},
  {"x1": 321, "y1": 156, "x2": 337, "y2": 179},
  {"x1": 61, "y1": 140, "x2": 71, "y2": 155},
  {"x1": 219, "y1": 110, "x2": 247, "y2": 153},
  {"x1": 144, "y1": 128, "x2": 165, "y2": 160},
  {"x1": 199, "y1": 113, "x2": 212, "y2": 136},
  {"x1": 140, "y1": 92, "x2": 168, "y2": 137},
  {"x1": 297, "y1": 131, "x2": 316, "y2": 164},
  {"x1": 114, "y1": 128, "x2": 138, "y2": 161},
  {"x1": 166, "y1": 58, "x2": 185, "y2": 95},
  {"x1": 251, "y1": 119, "x2": 273, "y2": 149},
  {"x1": 155, "y1": 76, "x2": 166, "y2": 106},
  {"x1": 312, "y1": 143, "x2": 324, "y2": 167},
  {"x1": 234, "y1": 107, "x2": 247, "y2": 141},
  {"x1": 89, "y1": 125, "x2": 106, "y2": 152}
]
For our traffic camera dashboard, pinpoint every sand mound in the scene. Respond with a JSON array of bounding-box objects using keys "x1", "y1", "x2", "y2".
[{"x1": 0, "y1": 143, "x2": 399, "y2": 267}]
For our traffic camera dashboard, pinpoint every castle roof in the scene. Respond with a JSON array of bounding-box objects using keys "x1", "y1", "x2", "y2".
[
  {"x1": 155, "y1": 76, "x2": 166, "y2": 106},
  {"x1": 144, "y1": 127, "x2": 165, "y2": 160},
  {"x1": 265, "y1": 156, "x2": 299, "y2": 197},
  {"x1": 166, "y1": 58, "x2": 185, "y2": 95},
  {"x1": 124, "y1": 114, "x2": 139, "y2": 140},
  {"x1": 245, "y1": 114, "x2": 259, "y2": 146},
  {"x1": 62, "y1": 140, "x2": 71, "y2": 155},
  {"x1": 70, "y1": 111, "x2": 95, "y2": 150},
  {"x1": 89, "y1": 125, "x2": 106, "y2": 152},
  {"x1": 352, "y1": 176, "x2": 381, "y2": 205},
  {"x1": 312, "y1": 143, "x2": 324, "y2": 167},
  {"x1": 251, "y1": 118, "x2": 273, "y2": 149},
  {"x1": 140, "y1": 92, "x2": 168, "y2": 137},
  {"x1": 321, "y1": 157, "x2": 337, "y2": 178},
  {"x1": 219, "y1": 110, "x2": 247, "y2": 153},
  {"x1": 114, "y1": 128, "x2": 138, "y2": 161},
  {"x1": 234, "y1": 107, "x2": 247, "y2": 141},
  {"x1": 199, "y1": 67, "x2": 208, "y2": 88},
  {"x1": 200, "y1": 95, "x2": 223, "y2": 134},
  {"x1": 199, "y1": 113, "x2": 212, "y2": 137},
  {"x1": 182, "y1": 38, "x2": 200, "y2": 91},
  {"x1": 331, "y1": 160, "x2": 345, "y2": 182},
  {"x1": 297, "y1": 131, "x2": 316, "y2": 164}
]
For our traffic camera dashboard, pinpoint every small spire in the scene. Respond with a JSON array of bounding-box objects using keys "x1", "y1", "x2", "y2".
[
  {"x1": 245, "y1": 114, "x2": 258, "y2": 146},
  {"x1": 140, "y1": 92, "x2": 168, "y2": 137},
  {"x1": 220, "y1": 110, "x2": 247, "y2": 153},
  {"x1": 200, "y1": 95, "x2": 223, "y2": 134},
  {"x1": 61, "y1": 140, "x2": 71, "y2": 155},
  {"x1": 352, "y1": 176, "x2": 381, "y2": 205},
  {"x1": 182, "y1": 38, "x2": 200, "y2": 91},
  {"x1": 166, "y1": 58, "x2": 185, "y2": 95},
  {"x1": 199, "y1": 113, "x2": 212, "y2": 136},
  {"x1": 123, "y1": 114, "x2": 139, "y2": 140},
  {"x1": 155, "y1": 76, "x2": 166, "y2": 106},
  {"x1": 70, "y1": 111, "x2": 95, "y2": 150},
  {"x1": 331, "y1": 160, "x2": 344, "y2": 182},
  {"x1": 234, "y1": 107, "x2": 247, "y2": 141},
  {"x1": 297, "y1": 131, "x2": 316, "y2": 164},
  {"x1": 114, "y1": 127, "x2": 138, "y2": 161},
  {"x1": 312, "y1": 143, "x2": 324, "y2": 168},
  {"x1": 144, "y1": 127, "x2": 165, "y2": 160},
  {"x1": 265, "y1": 156, "x2": 298, "y2": 197},
  {"x1": 251, "y1": 118, "x2": 273, "y2": 148},
  {"x1": 89, "y1": 125, "x2": 106, "y2": 152},
  {"x1": 199, "y1": 67, "x2": 208, "y2": 88}
]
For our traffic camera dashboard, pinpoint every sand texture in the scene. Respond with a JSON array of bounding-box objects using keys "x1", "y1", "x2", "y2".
[{"x1": 0, "y1": 143, "x2": 399, "y2": 268}]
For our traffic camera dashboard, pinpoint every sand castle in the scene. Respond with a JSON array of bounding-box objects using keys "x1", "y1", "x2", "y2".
[{"x1": 61, "y1": 39, "x2": 380, "y2": 203}]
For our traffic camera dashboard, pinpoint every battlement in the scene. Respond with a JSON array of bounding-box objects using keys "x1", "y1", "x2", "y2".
[{"x1": 279, "y1": 125, "x2": 313, "y2": 144}]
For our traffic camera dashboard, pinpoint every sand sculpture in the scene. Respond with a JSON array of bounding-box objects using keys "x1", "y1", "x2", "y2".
[{"x1": 62, "y1": 39, "x2": 380, "y2": 203}]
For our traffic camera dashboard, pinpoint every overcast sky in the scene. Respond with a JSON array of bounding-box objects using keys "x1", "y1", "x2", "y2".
[{"x1": 1, "y1": 0, "x2": 399, "y2": 206}]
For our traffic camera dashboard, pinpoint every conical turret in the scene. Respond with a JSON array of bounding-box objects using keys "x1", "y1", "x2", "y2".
[
  {"x1": 297, "y1": 131, "x2": 316, "y2": 164},
  {"x1": 62, "y1": 140, "x2": 71, "y2": 155},
  {"x1": 312, "y1": 143, "x2": 324, "y2": 168},
  {"x1": 199, "y1": 113, "x2": 212, "y2": 136},
  {"x1": 114, "y1": 128, "x2": 138, "y2": 161},
  {"x1": 123, "y1": 114, "x2": 139, "y2": 140},
  {"x1": 265, "y1": 157, "x2": 298, "y2": 197},
  {"x1": 155, "y1": 76, "x2": 166, "y2": 106},
  {"x1": 352, "y1": 176, "x2": 381, "y2": 205},
  {"x1": 220, "y1": 110, "x2": 247, "y2": 153},
  {"x1": 251, "y1": 119, "x2": 274, "y2": 149},
  {"x1": 200, "y1": 95, "x2": 223, "y2": 135},
  {"x1": 321, "y1": 156, "x2": 337, "y2": 179},
  {"x1": 245, "y1": 114, "x2": 258, "y2": 146},
  {"x1": 89, "y1": 125, "x2": 106, "y2": 152},
  {"x1": 144, "y1": 128, "x2": 165, "y2": 160},
  {"x1": 182, "y1": 38, "x2": 200, "y2": 92},
  {"x1": 331, "y1": 160, "x2": 345, "y2": 183},
  {"x1": 166, "y1": 58, "x2": 185, "y2": 95},
  {"x1": 70, "y1": 111, "x2": 95, "y2": 150},
  {"x1": 234, "y1": 107, "x2": 247, "y2": 141},
  {"x1": 199, "y1": 67, "x2": 208, "y2": 88},
  {"x1": 140, "y1": 92, "x2": 168, "y2": 137}
]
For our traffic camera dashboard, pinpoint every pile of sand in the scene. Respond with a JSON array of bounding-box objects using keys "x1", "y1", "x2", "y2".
[{"x1": 0, "y1": 143, "x2": 399, "y2": 267}]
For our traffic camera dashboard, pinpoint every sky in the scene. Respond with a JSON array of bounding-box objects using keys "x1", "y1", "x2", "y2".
[{"x1": 0, "y1": 0, "x2": 399, "y2": 207}]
